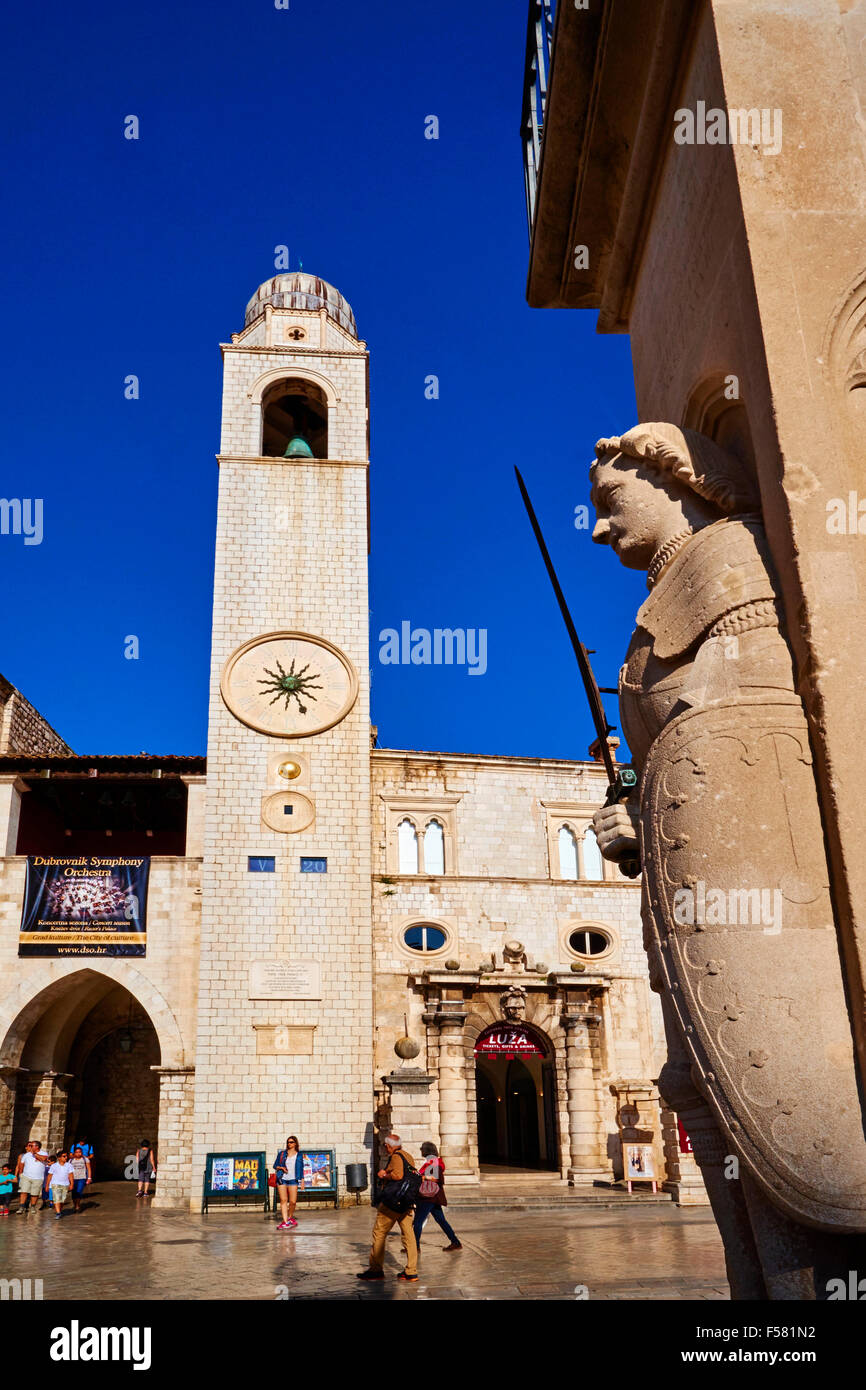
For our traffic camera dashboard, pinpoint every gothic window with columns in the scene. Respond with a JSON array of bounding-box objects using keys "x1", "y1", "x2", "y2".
[
  {"x1": 382, "y1": 796, "x2": 460, "y2": 875},
  {"x1": 544, "y1": 802, "x2": 623, "y2": 882}
]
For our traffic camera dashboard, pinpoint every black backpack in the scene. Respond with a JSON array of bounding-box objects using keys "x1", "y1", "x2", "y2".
[{"x1": 380, "y1": 1152, "x2": 422, "y2": 1213}]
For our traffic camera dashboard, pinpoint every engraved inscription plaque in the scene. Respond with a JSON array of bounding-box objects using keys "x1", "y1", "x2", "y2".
[{"x1": 249, "y1": 959, "x2": 322, "y2": 1001}]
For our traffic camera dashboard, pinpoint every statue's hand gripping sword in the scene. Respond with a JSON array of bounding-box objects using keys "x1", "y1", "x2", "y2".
[{"x1": 514, "y1": 467, "x2": 640, "y2": 879}]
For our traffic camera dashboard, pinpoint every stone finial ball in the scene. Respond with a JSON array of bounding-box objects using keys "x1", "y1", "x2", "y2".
[
  {"x1": 395, "y1": 1035, "x2": 421, "y2": 1060},
  {"x1": 444, "y1": 959, "x2": 461, "y2": 971},
  {"x1": 571, "y1": 961, "x2": 587, "y2": 973},
  {"x1": 535, "y1": 961, "x2": 548, "y2": 974}
]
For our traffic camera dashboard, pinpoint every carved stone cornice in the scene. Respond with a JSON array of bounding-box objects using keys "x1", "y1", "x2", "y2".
[
  {"x1": 423, "y1": 1001, "x2": 468, "y2": 1029},
  {"x1": 561, "y1": 1006, "x2": 602, "y2": 1031},
  {"x1": 382, "y1": 1068, "x2": 435, "y2": 1092}
]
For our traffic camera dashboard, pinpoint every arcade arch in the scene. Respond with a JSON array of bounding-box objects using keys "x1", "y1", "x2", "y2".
[{"x1": 0, "y1": 969, "x2": 185, "y2": 1186}]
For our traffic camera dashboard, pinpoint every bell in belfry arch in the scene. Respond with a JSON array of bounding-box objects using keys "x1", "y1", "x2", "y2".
[{"x1": 284, "y1": 435, "x2": 314, "y2": 458}]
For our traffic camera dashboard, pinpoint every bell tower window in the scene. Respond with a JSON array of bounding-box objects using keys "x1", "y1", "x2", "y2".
[{"x1": 261, "y1": 378, "x2": 328, "y2": 459}]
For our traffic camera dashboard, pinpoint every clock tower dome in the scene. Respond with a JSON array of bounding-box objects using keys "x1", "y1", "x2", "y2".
[{"x1": 191, "y1": 273, "x2": 373, "y2": 1202}]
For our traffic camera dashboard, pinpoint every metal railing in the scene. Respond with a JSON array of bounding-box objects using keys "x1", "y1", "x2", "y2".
[{"x1": 521, "y1": 0, "x2": 556, "y2": 237}]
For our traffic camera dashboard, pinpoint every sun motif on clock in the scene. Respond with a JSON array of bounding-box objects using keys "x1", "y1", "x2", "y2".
[
  {"x1": 258, "y1": 657, "x2": 322, "y2": 714},
  {"x1": 220, "y1": 632, "x2": 358, "y2": 738}
]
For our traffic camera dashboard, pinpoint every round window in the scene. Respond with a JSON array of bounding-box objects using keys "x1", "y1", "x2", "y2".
[
  {"x1": 568, "y1": 928, "x2": 609, "y2": 957},
  {"x1": 403, "y1": 923, "x2": 447, "y2": 953}
]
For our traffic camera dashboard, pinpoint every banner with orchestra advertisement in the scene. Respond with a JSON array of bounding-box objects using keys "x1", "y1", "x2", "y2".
[{"x1": 18, "y1": 855, "x2": 149, "y2": 957}]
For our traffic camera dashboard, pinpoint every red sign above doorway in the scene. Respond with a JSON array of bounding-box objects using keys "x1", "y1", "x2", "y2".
[{"x1": 474, "y1": 1025, "x2": 544, "y2": 1059}]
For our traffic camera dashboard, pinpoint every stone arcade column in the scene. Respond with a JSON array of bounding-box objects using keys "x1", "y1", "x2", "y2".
[
  {"x1": 0, "y1": 1066, "x2": 21, "y2": 1159},
  {"x1": 562, "y1": 1003, "x2": 607, "y2": 1184},
  {"x1": 0, "y1": 775, "x2": 26, "y2": 855},
  {"x1": 151, "y1": 1065, "x2": 195, "y2": 1210},
  {"x1": 429, "y1": 1002, "x2": 475, "y2": 1183}
]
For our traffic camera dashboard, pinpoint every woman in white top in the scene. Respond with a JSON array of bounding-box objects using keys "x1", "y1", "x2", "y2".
[{"x1": 273, "y1": 1135, "x2": 305, "y2": 1230}]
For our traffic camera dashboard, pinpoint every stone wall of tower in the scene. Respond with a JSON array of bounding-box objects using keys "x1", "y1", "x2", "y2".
[{"x1": 191, "y1": 315, "x2": 373, "y2": 1207}]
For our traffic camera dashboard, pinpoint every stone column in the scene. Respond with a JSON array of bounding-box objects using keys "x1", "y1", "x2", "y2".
[
  {"x1": 181, "y1": 776, "x2": 206, "y2": 858},
  {"x1": 42, "y1": 1072, "x2": 72, "y2": 1152},
  {"x1": 382, "y1": 1068, "x2": 435, "y2": 1157},
  {"x1": 0, "y1": 776, "x2": 26, "y2": 855},
  {"x1": 432, "y1": 1004, "x2": 475, "y2": 1182},
  {"x1": 0, "y1": 1066, "x2": 21, "y2": 1161},
  {"x1": 24, "y1": 1071, "x2": 72, "y2": 1152},
  {"x1": 562, "y1": 1005, "x2": 607, "y2": 1184},
  {"x1": 151, "y1": 1065, "x2": 195, "y2": 1210}
]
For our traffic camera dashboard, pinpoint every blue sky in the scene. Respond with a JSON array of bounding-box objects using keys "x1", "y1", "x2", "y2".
[{"x1": 1, "y1": 0, "x2": 642, "y2": 761}]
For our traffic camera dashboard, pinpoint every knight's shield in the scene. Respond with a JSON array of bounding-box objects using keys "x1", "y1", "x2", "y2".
[{"x1": 642, "y1": 693, "x2": 866, "y2": 1231}]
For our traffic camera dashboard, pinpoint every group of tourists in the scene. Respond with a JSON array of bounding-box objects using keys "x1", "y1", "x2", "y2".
[
  {"x1": 273, "y1": 1132, "x2": 462, "y2": 1281},
  {"x1": 4, "y1": 1138, "x2": 94, "y2": 1220},
  {"x1": 2, "y1": 1136, "x2": 156, "y2": 1219}
]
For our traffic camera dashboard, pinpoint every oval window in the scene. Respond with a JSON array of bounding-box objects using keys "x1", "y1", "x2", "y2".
[
  {"x1": 403, "y1": 923, "x2": 447, "y2": 953},
  {"x1": 568, "y1": 928, "x2": 609, "y2": 957}
]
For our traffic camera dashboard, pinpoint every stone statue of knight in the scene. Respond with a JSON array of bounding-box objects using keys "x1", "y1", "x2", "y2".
[{"x1": 589, "y1": 422, "x2": 866, "y2": 1299}]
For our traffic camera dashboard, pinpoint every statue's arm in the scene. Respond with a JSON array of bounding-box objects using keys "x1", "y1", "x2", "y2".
[{"x1": 592, "y1": 796, "x2": 641, "y2": 866}]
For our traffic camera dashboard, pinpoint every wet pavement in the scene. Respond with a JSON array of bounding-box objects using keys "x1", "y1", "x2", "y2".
[{"x1": 0, "y1": 1183, "x2": 729, "y2": 1301}]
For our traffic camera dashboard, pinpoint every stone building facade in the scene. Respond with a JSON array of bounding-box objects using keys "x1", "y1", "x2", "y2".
[{"x1": 0, "y1": 274, "x2": 694, "y2": 1209}]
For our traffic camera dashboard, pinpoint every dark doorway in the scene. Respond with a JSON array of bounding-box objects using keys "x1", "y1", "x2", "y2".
[
  {"x1": 76, "y1": 1014, "x2": 160, "y2": 1179},
  {"x1": 474, "y1": 1039, "x2": 558, "y2": 1171},
  {"x1": 506, "y1": 1059, "x2": 540, "y2": 1167}
]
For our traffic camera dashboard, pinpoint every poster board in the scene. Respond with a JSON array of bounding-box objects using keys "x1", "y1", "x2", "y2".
[
  {"x1": 19, "y1": 855, "x2": 149, "y2": 957},
  {"x1": 271, "y1": 1149, "x2": 339, "y2": 1210},
  {"x1": 202, "y1": 1151, "x2": 268, "y2": 1213},
  {"x1": 623, "y1": 1141, "x2": 658, "y2": 1191}
]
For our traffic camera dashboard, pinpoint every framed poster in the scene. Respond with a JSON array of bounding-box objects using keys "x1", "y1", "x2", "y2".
[
  {"x1": 623, "y1": 1142, "x2": 656, "y2": 1181},
  {"x1": 19, "y1": 855, "x2": 149, "y2": 957},
  {"x1": 271, "y1": 1149, "x2": 339, "y2": 1211},
  {"x1": 202, "y1": 1151, "x2": 268, "y2": 1212},
  {"x1": 301, "y1": 1149, "x2": 336, "y2": 1192}
]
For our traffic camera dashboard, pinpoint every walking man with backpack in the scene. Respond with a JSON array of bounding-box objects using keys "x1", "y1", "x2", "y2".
[{"x1": 357, "y1": 1133, "x2": 419, "y2": 1282}]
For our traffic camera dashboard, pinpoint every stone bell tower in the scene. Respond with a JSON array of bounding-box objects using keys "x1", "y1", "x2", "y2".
[{"x1": 190, "y1": 273, "x2": 373, "y2": 1205}]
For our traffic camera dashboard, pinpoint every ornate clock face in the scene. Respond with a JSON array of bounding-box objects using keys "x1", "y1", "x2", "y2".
[{"x1": 220, "y1": 631, "x2": 359, "y2": 738}]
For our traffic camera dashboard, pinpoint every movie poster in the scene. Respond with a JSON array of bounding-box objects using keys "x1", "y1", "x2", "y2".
[
  {"x1": 18, "y1": 855, "x2": 149, "y2": 957},
  {"x1": 302, "y1": 1151, "x2": 334, "y2": 1190},
  {"x1": 207, "y1": 1154, "x2": 263, "y2": 1193}
]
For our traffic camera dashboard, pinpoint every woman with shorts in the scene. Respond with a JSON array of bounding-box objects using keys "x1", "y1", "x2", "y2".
[
  {"x1": 69, "y1": 1146, "x2": 91, "y2": 1214},
  {"x1": 135, "y1": 1140, "x2": 156, "y2": 1198},
  {"x1": 273, "y1": 1135, "x2": 305, "y2": 1230}
]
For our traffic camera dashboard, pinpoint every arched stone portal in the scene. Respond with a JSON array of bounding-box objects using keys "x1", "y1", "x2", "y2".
[
  {"x1": 0, "y1": 968, "x2": 192, "y2": 1207},
  {"x1": 473, "y1": 1021, "x2": 558, "y2": 1171}
]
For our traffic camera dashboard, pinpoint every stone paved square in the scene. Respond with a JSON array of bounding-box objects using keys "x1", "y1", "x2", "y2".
[{"x1": 0, "y1": 1183, "x2": 729, "y2": 1302}]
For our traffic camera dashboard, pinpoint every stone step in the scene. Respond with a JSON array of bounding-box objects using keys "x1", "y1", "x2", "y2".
[{"x1": 449, "y1": 1190, "x2": 670, "y2": 1209}]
